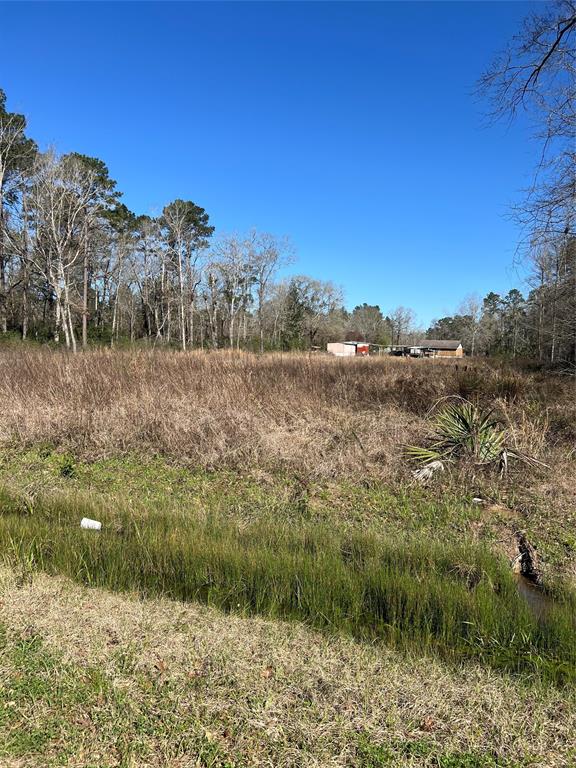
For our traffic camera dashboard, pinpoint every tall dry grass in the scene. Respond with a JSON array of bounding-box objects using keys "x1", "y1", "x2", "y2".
[{"x1": 0, "y1": 348, "x2": 573, "y2": 479}]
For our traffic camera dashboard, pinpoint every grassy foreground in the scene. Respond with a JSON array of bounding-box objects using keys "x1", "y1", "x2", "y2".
[
  {"x1": 1, "y1": 486, "x2": 575, "y2": 685},
  {"x1": 1, "y1": 348, "x2": 574, "y2": 577},
  {"x1": 0, "y1": 349, "x2": 575, "y2": 764},
  {"x1": 2, "y1": 568, "x2": 576, "y2": 768}
]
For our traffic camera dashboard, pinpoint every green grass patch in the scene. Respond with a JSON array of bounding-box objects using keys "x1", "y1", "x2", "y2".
[
  {"x1": 356, "y1": 736, "x2": 524, "y2": 767},
  {"x1": 0, "y1": 489, "x2": 574, "y2": 685},
  {"x1": 0, "y1": 447, "x2": 492, "y2": 536},
  {"x1": 0, "y1": 623, "x2": 241, "y2": 767}
]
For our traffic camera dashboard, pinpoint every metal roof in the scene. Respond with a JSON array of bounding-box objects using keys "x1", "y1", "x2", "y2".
[{"x1": 416, "y1": 339, "x2": 462, "y2": 350}]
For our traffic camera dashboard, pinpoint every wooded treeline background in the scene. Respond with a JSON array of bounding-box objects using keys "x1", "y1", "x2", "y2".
[{"x1": 0, "y1": 2, "x2": 574, "y2": 360}]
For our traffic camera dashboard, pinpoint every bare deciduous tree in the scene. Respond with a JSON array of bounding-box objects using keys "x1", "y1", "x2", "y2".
[
  {"x1": 479, "y1": 0, "x2": 575, "y2": 248},
  {"x1": 479, "y1": 0, "x2": 576, "y2": 362},
  {"x1": 458, "y1": 294, "x2": 482, "y2": 356},
  {"x1": 389, "y1": 306, "x2": 416, "y2": 345},
  {"x1": 248, "y1": 231, "x2": 294, "y2": 353},
  {"x1": 29, "y1": 152, "x2": 98, "y2": 352}
]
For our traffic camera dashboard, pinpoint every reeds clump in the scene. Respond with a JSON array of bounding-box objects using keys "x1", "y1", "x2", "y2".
[{"x1": 1, "y1": 490, "x2": 574, "y2": 685}]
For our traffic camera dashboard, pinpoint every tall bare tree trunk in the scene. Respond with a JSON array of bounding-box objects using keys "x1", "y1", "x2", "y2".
[
  {"x1": 0, "y1": 201, "x2": 7, "y2": 334},
  {"x1": 82, "y1": 248, "x2": 89, "y2": 349},
  {"x1": 20, "y1": 242, "x2": 30, "y2": 340},
  {"x1": 188, "y1": 298, "x2": 194, "y2": 349},
  {"x1": 54, "y1": 298, "x2": 61, "y2": 344},
  {"x1": 63, "y1": 279, "x2": 76, "y2": 353},
  {"x1": 21, "y1": 286, "x2": 28, "y2": 339},
  {"x1": 257, "y1": 285, "x2": 265, "y2": 353},
  {"x1": 177, "y1": 252, "x2": 186, "y2": 351}
]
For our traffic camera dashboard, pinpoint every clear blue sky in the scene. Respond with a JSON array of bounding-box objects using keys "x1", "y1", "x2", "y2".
[{"x1": 1, "y1": 1, "x2": 539, "y2": 326}]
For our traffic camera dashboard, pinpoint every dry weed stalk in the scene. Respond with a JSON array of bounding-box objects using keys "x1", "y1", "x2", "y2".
[{"x1": 0, "y1": 349, "x2": 570, "y2": 481}]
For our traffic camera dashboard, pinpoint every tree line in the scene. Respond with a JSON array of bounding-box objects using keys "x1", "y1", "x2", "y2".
[
  {"x1": 0, "y1": 90, "x2": 421, "y2": 353},
  {"x1": 0, "y1": 3, "x2": 573, "y2": 360},
  {"x1": 0, "y1": 90, "x2": 453, "y2": 354},
  {"x1": 426, "y1": 271, "x2": 575, "y2": 362},
  {"x1": 0, "y1": 91, "x2": 334, "y2": 352}
]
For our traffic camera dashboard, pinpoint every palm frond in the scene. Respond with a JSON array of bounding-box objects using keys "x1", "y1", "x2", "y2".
[
  {"x1": 406, "y1": 400, "x2": 545, "y2": 478},
  {"x1": 405, "y1": 445, "x2": 445, "y2": 464}
]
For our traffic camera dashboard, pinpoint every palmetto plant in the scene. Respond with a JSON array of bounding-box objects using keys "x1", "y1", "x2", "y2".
[{"x1": 406, "y1": 400, "x2": 544, "y2": 477}]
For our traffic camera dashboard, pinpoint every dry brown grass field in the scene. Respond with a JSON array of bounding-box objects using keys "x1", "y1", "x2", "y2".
[
  {"x1": 1, "y1": 349, "x2": 574, "y2": 570},
  {"x1": 1, "y1": 347, "x2": 574, "y2": 478},
  {"x1": 0, "y1": 348, "x2": 575, "y2": 767}
]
